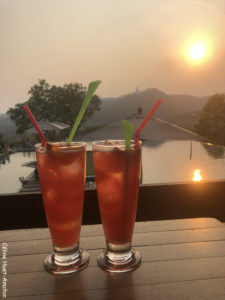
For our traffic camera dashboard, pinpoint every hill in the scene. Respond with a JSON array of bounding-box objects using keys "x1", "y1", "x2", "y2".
[
  {"x1": 0, "y1": 88, "x2": 209, "y2": 139},
  {"x1": 84, "y1": 88, "x2": 208, "y2": 130}
]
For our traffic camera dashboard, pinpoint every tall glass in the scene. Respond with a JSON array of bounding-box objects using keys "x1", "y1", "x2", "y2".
[
  {"x1": 92, "y1": 140, "x2": 142, "y2": 272},
  {"x1": 35, "y1": 142, "x2": 89, "y2": 274}
]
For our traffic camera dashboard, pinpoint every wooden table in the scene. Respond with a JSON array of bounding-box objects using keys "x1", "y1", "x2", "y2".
[{"x1": 1, "y1": 218, "x2": 225, "y2": 299}]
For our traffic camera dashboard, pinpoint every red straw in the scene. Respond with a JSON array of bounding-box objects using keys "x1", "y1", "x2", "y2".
[
  {"x1": 24, "y1": 105, "x2": 46, "y2": 147},
  {"x1": 135, "y1": 99, "x2": 162, "y2": 147}
]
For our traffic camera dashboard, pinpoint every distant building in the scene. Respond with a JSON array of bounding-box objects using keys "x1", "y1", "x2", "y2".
[{"x1": 135, "y1": 87, "x2": 140, "y2": 94}]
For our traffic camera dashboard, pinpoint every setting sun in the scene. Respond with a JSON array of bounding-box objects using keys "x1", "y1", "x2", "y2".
[
  {"x1": 189, "y1": 43, "x2": 206, "y2": 60},
  {"x1": 182, "y1": 34, "x2": 213, "y2": 65}
]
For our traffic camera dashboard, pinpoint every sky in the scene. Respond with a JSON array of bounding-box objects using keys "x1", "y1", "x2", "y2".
[{"x1": 1, "y1": 0, "x2": 225, "y2": 113}]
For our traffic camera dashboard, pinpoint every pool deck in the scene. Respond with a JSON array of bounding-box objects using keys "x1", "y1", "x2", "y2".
[
  {"x1": 19, "y1": 172, "x2": 95, "y2": 193},
  {"x1": 79, "y1": 117, "x2": 206, "y2": 142},
  {"x1": 19, "y1": 176, "x2": 40, "y2": 193}
]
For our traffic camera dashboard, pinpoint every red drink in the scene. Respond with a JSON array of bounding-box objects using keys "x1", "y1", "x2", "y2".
[
  {"x1": 93, "y1": 143, "x2": 141, "y2": 244},
  {"x1": 93, "y1": 140, "x2": 142, "y2": 272},
  {"x1": 35, "y1": 142, "x2": 89, "y2": 274}
]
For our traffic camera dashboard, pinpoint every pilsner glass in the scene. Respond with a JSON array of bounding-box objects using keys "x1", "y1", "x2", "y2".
[
  {"x1": 35, "y1": 142, "x2": 89, "y2": 274},
  {"x1": 92, "y1": 140, "x2": 142, "y2": 272}
]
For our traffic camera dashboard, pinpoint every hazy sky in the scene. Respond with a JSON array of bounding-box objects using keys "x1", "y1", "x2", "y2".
[{"x1": 1, "y1": 0, "x2": 225, "y2": 113}]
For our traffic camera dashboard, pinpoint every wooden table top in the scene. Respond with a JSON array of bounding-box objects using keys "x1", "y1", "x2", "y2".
[{"x1": 1, "y1": 218, "x2": 225, "y2": 300}]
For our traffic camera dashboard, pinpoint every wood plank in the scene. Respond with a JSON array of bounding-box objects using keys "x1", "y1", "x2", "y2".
[
  {"x1": 6, "y1": 240, "x2": 225, "y2": 274},
  {"x1": 5, "y1": 257, "x2": 225, "y2": 297},
  {"x1": 7, "y1": 278, "x2": 225, "y2": 300},
  {"x1": 0, "y1": 218, "x2": 222, "y2": 242},
  {"x1": 4, "y1": 227, "x2": 225, "y2": 257},
  {"x1": 133, "y1": 217, "x2": 223, "y2": 232},
  {"x1": 2, "y1": 219, "x2": 225, "y2": 300}
]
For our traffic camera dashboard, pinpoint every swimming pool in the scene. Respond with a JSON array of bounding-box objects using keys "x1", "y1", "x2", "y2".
[
  {"x1": 0, "y1": 140, "x2": 224, "y2": 194},
  {"x1": 142, "y1": 140, "x2": 225, "y2": 184},
  {"x1": 0, "y1": 151, "x2": 36, "y2": 194}
]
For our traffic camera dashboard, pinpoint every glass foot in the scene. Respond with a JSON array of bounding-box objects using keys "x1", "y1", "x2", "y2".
[
  {"x1": 97, "y1": 248, "x2": 141, "y2": 273},
  {"x1": 44, "y1": 248, "x2": 89, "y2": 275}
]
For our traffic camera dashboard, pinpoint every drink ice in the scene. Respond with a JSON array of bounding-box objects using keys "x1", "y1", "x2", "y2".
[
  {"x1": 35, "y1": 142, "x2": 89, "y2": 274},
  {"x1": 93, "y1": 140, "x2": 142, "y2": 272}
]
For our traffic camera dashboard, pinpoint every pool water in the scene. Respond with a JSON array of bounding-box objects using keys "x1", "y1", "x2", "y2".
[
  {"x1": 142, "y1": 140, "x2": 225, "y2": 184},
  {"x1": 0, "y1": 151, "x2": 36, "y2": 194},
  {"x1": 0, "y1": 140, "x2": 224, "y2": 194}
]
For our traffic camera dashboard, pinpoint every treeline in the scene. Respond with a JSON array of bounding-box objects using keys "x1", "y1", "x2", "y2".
[
  {"x1": 7, "y1": 79, "x2": 101, "y2": 139},
  {"x1": 194, "y1": 93, "x2": 225, "y2": 146},
  {"x1": 6, "y1": 79, "x2": 225, "y2": 147}
]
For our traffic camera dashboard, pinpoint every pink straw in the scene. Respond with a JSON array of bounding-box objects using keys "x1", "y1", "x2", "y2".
[
  {"x1": 135, "y1": 99, "x2": 162, "y2": 147},
  {"x1": 24, "y1": 105, "x2": 46, "y2": 147}
]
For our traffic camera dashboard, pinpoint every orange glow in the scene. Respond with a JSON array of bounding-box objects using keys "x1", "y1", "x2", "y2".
[
  {"x1": 181, "y1": 34, "x2": 213, "y2": 65},
  {"x1": 192, "y1": 169, "x2": 202, "y2": 181},
  {"x1": 189, "y1": 43, "x2": 206, "y2": 60}
]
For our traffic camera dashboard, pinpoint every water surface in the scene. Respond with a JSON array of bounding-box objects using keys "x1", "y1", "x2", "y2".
[
  {"x1": 0, "y1": 151, "x2": 36, "y2": 194},
  {"x1": 0, "y1": 140, "x2": 224, "y2": 194},
  {"x1": 142, "y1": 140, "x2": 225, "y2": 184}
]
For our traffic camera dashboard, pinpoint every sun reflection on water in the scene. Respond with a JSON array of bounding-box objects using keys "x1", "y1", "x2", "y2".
[{"x1": 192, "y1": 169, "x2": 202, "y2": 181}]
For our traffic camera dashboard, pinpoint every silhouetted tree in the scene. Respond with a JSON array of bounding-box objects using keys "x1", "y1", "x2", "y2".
[
  {"x1": 202, "y1": 143, "x2": 224, "y2": 159},
  {"x1": 194, "y1": 94, "x2": 225, "y2": 145},
  {"x1": 7, "y1": 79, "x2": 101, "y2": 134}
]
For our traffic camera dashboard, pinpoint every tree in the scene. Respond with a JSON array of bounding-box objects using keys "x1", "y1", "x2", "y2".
[
  {"x1": 194, "y1": 94, "x2": 225, "y2": 145},
  {"x1": 7, "y1": 79, "x2": 101, "y2": 135},
  {"x1": 202, "y1": 143, "x2": 224, "y2": 159}
]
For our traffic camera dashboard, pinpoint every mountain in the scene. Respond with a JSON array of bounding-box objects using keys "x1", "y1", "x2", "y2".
[
  {"x1": 84, "y1": 88, "x2": 208, "y2": 129},
  {"x1": 0, "y1": 88, "x2": 209, "y2": 139}
]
